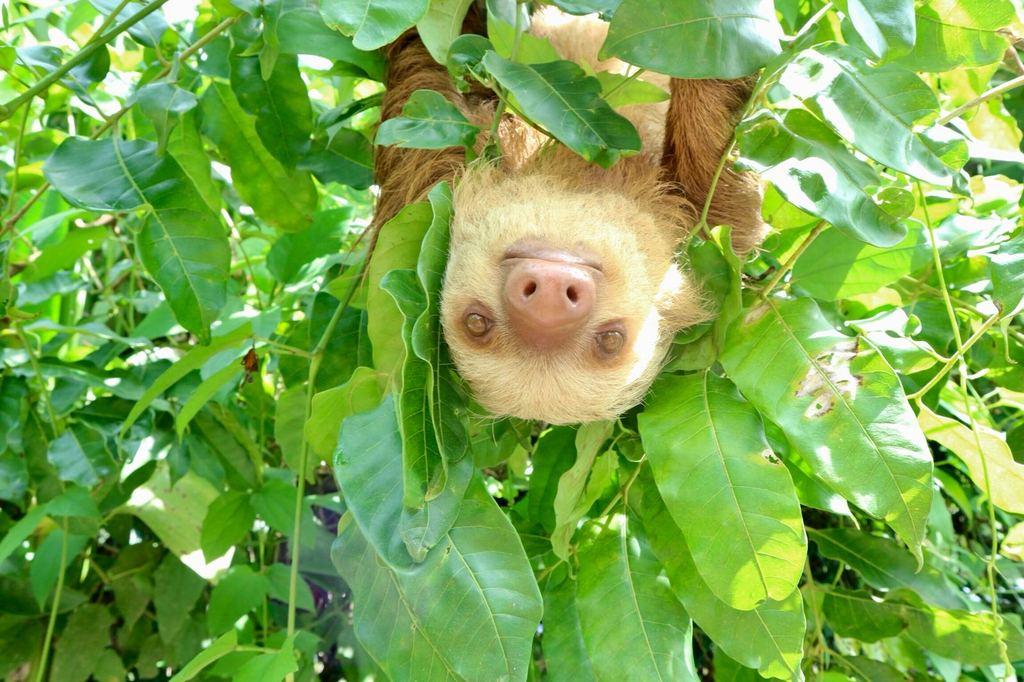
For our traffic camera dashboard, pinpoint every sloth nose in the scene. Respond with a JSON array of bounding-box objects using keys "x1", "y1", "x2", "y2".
[{"x1": 504, "y1": 259, "x2": 596, "y2": 349}]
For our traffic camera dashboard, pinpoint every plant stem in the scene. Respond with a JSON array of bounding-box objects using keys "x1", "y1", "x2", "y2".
[
  {"x1": 937, "y1": 73, "x2": 1024, "y2": 125},
  {"x1": 0, "y1": 0, "x2": 172, "y2": 122},
  {"x1": 88, "y1": 0, "x2": 133, "y2": 45},
  {"x1": 0, "y1": 15, "x2": 238, "y2": 238},
  {"x1": 34, "y1": 519, "x2": 69, "y2": 682},
  {"x1": 1, "y1": 104, "x2": 31, "y2": 221},
  {"x1": 907, "y1": 312, "x2": 1001, "y2": 399},
  {"x1": 757, "y1": 220, "x2": 827, "y2": 299},
  {"x1": 285, "y1": 264, "x2": 367, "y2": 674},
  {"x1": 917, "y1": 183, "x2": 964, "y2": 349}
]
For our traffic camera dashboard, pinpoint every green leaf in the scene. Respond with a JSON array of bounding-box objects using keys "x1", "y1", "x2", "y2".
[
  {"x1": 737, "y1": 110, "x2": 909, "y2": 247},
  {"x1": 919, "y1": 405, "x2": 1024, "y2": 515},
  {"x1": 822, "y1": 588, "x2": 906, "y2": 642},
  {"x1": 808, "y1": 528, "x2": 962, "y2": 609},
  {"x1": 482, "y1": 51, "x2": 641, "y2": 167},
  {"x1": 552, "y1": 0, "x2": 621, "y2": 15},
  {"x1": 639, "y1": 371, "x2": 805, "y2": 610},
  {"x1": 367, "y1": 202, "x2": 432, "y2": 380},
  {"x1": 298, "y1": 128, "x2": 373, "y2": 189},
  {"x1": 595, "y1": 71, "x2": 669, "y2": 109},
  {"x1": 153, "y1": 554, "x2": 206, "y2": 643},
  {"x1": 230, "y1": 52, "x2": 312, "y2": 168},
  {"x1": 170, "y1": 631, "x2": 238, "y2": 682},
  {"x1": 0, "y1": 505, "x2": 48, "y2": 566},
  {"x1": 175, "y1": 359, "x2": 245, "y2": 437},
  {"x1": 576, "y1": 516, "x2": 698, "y2": 681},
  {"x1": 43, "y1": 137, "x2": 230, "y2": 341},
  {"x1": 551, "y1": 421, "x2": 614, "y2": 561},
  {"x1": 233, "y1": 639, "x2": 298, "y2": 682},
  {"x1": 720, "y1": 297, "x2": 933, "y2": 557},
  {"x1": 376, "y1": 89, "x2": 479, "y2": 149},
  {"x1": 790, "y1": 222, "x2": 930, "y2": 300},
  {"x1": 267, "y1": 207, "x2": 351, "y2": 283},
  {"x1": 843, "y1": 0, "x2": 916, "y2": 59},
  {"x1": 30, "y1": 530, "x2": 88, "y2": 607},
  {"x1": 206, "y1": 565, "x2": 270, "y2": 635},
  {"x1": 600, "y1": 0, "x2": 783, "y2": 78},
  {"x1": 332, "y1": 400, "x2": 542, "y2": 680},
  {"x1": 200, "y1": 491, "x2": 255, "y2": 560},
  {"x1": 417, "y1": 0, "x2": 474, "y2": 63},
  {"x1": 990, "y1": 236, "x2": 1024, "y2": 315},
  {"x1": 47, "y1": 423, "x2": 116, "y2": 487},
  {"x1": 89, "y1": 0, "x2": 171, "y2": 48},
  {"x1": 306, "y1": 367, "x2": 383, "y2": 458},
  {"x1": 135, "y1": 82, "x2": 198, "y2": 154},
  {"x1": 896, "y1": 0, "x2": 1014, "y2": 72},
  {"x1": 541, "y1": 571, "x2": 598, "y2": 682},
  {"x1": 166, "y1": 110, "x2": 222, "y2": 214},
  {"x1": 779, "y1": 43, "x2": 966, "y2": 184},
  {"x1": 638, "y1": 475, "x2": 805, "y2": 680},
  {"x1": 124, "y1": 467, "x2": 219, "y2": 558},
  {"x1": 50, "y1": 603, "x2": 116, "y2": 682},
  {"x1": 321, "y1": 0, "x2": 429, "y2": 50},
  {"x1": 120, "y1": 322, "x2": 252, "y2": 434},
  {"x1": 200, "y1": 82, "x2": 316, "y2": 233},
  {"x1": 277, "y1": 4, "x2": 386, "y2": 79},
  {"x1": 527, "y1": 426, "x2": 578, "y2": 533}
]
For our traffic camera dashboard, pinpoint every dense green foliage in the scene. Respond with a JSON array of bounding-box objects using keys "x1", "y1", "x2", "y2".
[{"x1": 1, "y1": 0, "x2": 1024, "y2": 679}]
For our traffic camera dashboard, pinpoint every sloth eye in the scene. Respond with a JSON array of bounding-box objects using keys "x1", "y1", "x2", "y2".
[
  {"x1": 596, "y1": 329, "x2": 625, "y2": 356},
  {"x1": 464, "y1": 312, "x2": 493, "y2": 337}
]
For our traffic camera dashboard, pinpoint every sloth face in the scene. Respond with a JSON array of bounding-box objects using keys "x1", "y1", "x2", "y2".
[{"x1": 440, "y1": 162, "x2": 707, "y2": 424}]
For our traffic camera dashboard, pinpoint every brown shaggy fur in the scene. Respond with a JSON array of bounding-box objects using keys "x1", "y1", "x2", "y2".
[{"x1": 372, "y1": 8, "x2": 767, "y2": 423}]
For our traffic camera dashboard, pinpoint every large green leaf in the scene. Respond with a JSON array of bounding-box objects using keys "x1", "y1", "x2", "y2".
[
  {"x1": 919, "y1": 405, "x2": 1024, "y2": 515},
  {"x1": 305, "y1": 366, "x2": 383, "y2": 458},
  {"x1": 779, "y1": 43, "x2": 966, "y2": 184},
  {"x1": 367, "y1": 202, "x2": 433, "y2": 380},
  {"x1": 551, "y1": 421, "x2": 615, "y2": 561},
  {"x1": 43, "y1": 137, "x2": 230, "y2": 342},
  {"x1": 639, "y1": 371, "x2": 805, "y2": 610},
  {"x1": 298, "y1": 128, "x2": 374, "y2": 189},
  {"x1": 843, "y1": 0, "x2": 916, "y2": 59},
  {"x1": 720, "y1": 297, "x2": 933, "y2": 557},
  {"x1": 482, "y1": 51, "x2": 641, "y2": 167},
  {"x1": 200, "y1": 491, "x2": 255, "y2": 561},
  {"x1": 332, "y1": 397, "x2": 542, "y2": 681},
  {"x1": 206, "y1": 565, "x2": 270, "y2": 635},
  {"x1": 375, "y1": 89, "x2": 479, "y2": 149},
  {"x1": 576, "y1": 516, "x2": 698, "y2": 681},
  {"x1": 808, "y1": 528, "x2": 961, "y2": 609},
  {"x1": 896, "y1": 0, "x2": 1014, "y2": 72},
  {"x1": 990, "y1": 236, "x2": 1024, "y2": 315},
  {"x1": 541, "y1": 571, "x2": 597, "y2": 682},
  {"x1": 230, "y1": 52, "x2": 313, "y2": 168},
  {"x1": 199, "y1": 82, "x2": 316, "y2": 233},
  {"x1": 790, "y1": 222, "x2": 930, "y2": 300},
  {"x1": 47, "y1": 423, "x2": 116, "y2": 487},
  {"x1": 737, "y1": 110, "x2": 910, "y2": 247},
  {"x1": 417, "y1": 0, "x2": 474, "y2": 63},
  {"x1": 821, "y1": 588, "x2": 906, "y2": 642},
  {"x1": 266, "y1": 207, "x2": 352, "y2": 283},
  {"x1": 600, "y1": 0, "x2": 783, "y2": 78},
  {"x1": 135, "y1": 82, "x2": 198, "y2": 154},
  {"x1": 276, "y1": 2, "x2": 386, "y2": 79},
  {"x1": 321, "y1": 0, "x2": 429, "y2": 50},
  {"x1": 637, "y1": 475, "x2": 805, "y2": 680}
]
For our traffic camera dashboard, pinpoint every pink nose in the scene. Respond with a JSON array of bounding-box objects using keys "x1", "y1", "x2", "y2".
[{"x1": 504, "y1": 259, "x2": 596, "y2": 349}]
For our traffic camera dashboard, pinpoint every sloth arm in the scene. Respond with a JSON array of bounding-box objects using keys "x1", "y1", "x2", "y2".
[{"x1": 661, "y1": 78, "x2": 768, "y2": 255}]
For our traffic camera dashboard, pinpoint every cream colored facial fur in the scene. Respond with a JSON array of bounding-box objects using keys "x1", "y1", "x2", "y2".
[{"x1": 440, "y1": 158, "x2": 708, "y2": 424}]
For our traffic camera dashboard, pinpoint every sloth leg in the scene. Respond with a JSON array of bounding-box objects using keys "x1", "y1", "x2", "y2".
[{"x1": 661, "y1": 78, "x2": 768, "y2": 255}]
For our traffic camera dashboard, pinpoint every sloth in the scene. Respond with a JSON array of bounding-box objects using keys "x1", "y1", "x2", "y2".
[{"x1": 373, "y1": 7, "x2": 766, "y2": 424}]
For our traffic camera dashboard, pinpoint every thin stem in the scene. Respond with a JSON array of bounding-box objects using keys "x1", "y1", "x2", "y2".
[
  {"x1": 1, "y1": 103, "x2": 31, "y2": 220},
  {"x1": 698, "y1": 139, "x2": 736, "y2": 229},
  {"x1": 937, "y1": 74, "x2": 1024, "y2": 125},
  {"x1": 15, "y1": 326, "x2": 60, "y2": 433},
  {"x1": 757, "y1": 220, "x2": 827, "y2": 299},
  {"x1": 917, "y1": 183, "x2": 964, "y2": 349},
  {"x1": 0, "y1": 15, "x2": 238, "y2": 237},
  {"x1": 960, "y1": 371, "x2": 1011, "y2": 674},
  {"x1": 789, "y1": 1, "x2": 833, "y2": 43},
  {"x1": 285, "y1": 262, "x2": 369, "y2": 669},
  {"x1": 907, "y1": 312, "x2": 1001, "y2": 399},
  {"x1": 34, "y1": 519, "x2": 69, "y2": 682},
  {"x1": 0, "y1": 0, "x2": 172, "y2": 122},
  {"x1": 88, "y1": 0, "x2": 133, "y2": 44}
]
